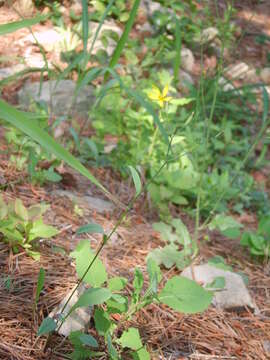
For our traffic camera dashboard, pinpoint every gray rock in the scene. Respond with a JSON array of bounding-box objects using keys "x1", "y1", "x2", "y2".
[
  {"x1": 181, "y1": 263, "x2": 257, "y2": 312},
  {"x1": 181, "y1": 48, "x2": 195, "y2": 73},
  {"x1": 52, "y1": 189, "x2": 115, "y2": 214},
  {"x1": 260, "y1": 67, "x2": 270, "y2": 84},
  {"x1": 224, "y1": 62, "x2": 249, "y2": 80},
  {"x1": 263, "y1": 340, "x2": 270, "y2": 354},
  {"x1": 18, "y1": 80, "x2": 95, "y2": 118},
  {"x1": 140, "y1": 0, "x2": 163, "y2": 15},
  {"x1": 49, "y1": 284, "x2": 92, "y2": 337},
  {"x1": 179, "y1": 70, "x2": 194, "y2": 90}
]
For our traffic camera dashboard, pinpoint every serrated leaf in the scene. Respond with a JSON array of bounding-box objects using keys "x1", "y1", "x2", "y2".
[
  {"x1": 29, "y1": 219, "x2": 58, "y2": 241},
  {"x1": 71, "y1": 239, "x2": 107, "y2": 287},
  {"x1": 37, "y1": 317, "x2": 57, "y2": 336},
  {"x1": 128, "y1": 166, "x2": 142, "y2": 197},
  {"x1": 118, "y1": 328, "x2": 142, "y2": 351},
  {"x1": 76, "y1": 223, "x2": 104, "y2": 235},
  {"x1": 159, "y1": 276, "x2": 213, "y2": 313}
]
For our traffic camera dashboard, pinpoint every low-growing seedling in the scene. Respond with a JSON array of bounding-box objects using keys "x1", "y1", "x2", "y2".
[
  {"x1": 0, "y1": 195, "x2": 58, "y2": 260},
  {"x1": 148, "y1": 218, "x2": 197, "y2": 270},
  {"x1": 241, "y1": 215, "x2": 270, "y2": 260}
]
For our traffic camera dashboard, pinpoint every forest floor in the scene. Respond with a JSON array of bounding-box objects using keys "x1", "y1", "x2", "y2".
[{"x1": 0, "y1": 1, "x2": 270, "y2": 359}]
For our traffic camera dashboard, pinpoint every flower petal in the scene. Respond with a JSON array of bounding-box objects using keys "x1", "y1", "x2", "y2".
[{"x1": 162, "y1": 84, "x2": 169, "y2": 97}]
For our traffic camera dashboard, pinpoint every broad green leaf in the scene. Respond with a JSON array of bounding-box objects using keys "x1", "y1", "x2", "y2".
[
  {"x1": 35, "y1": 267, "x2": 45, "y2": 305},
  {"x1": 107, "y1": 294, "x2": 128, "y2": 314},
  {"x1": 108, "y1": 276, "x2": 128, "y2": 291},
  {"x1": 133, "y1": 268, "x2": 144, "y2": 302},
  {"x1": 37, "y1": 317, "x2": 57, "y2": 336},
  {"x1": 171, "y1": 218, "x2": 191, "y2": 246},
  {"x1": 14, "y1": 198, "x2": 28, "y2": 221},
  {"x1": 207, "y1": 256, "x2": 233, "y2": 272},
  {"x1": 147, "y1": 244, "x2": 188, "y2": 270},
  {"x1": 0, "y1": 14, "x2": 47, "y2": 35},
  {"x1": 70, "y1": 288, "x2": 111, "y2": 313},
  {"x1": 94, "y1": 308, "x2": 111, "y2": 336},
  {"x1": 71, "y1": 239, "x2": 107, "y2": 287},
  {"x1": 128, "y1": 166, "x2": 142, "y2": 197},
  {"x1": 146, "y1": 258, "x2": 162, "y2": 293},
  {"x1": 29, "y1": 219, "x2": 58, "y2": 241},
  {"x1": 208, "y1": 214, "x2": 242, "y2": 232},
  {"x1": 0, "y1": 100, "x2": 113, "y2": 201},
  {"x1": 159, "y1": 276, "x2": 213, "y2": 313},
  {"x1": 79, "y1": 333, "x2": 98, "y2": 348},
  {"x1": 132, "y1": 347, "x2": 151, "y2": 360},
  {"x1": 76, "y1": 223, "x2": 104, "y2": 235},
  {"x1": 117, "y1": 328, "x2": 142, "y2": 351}
]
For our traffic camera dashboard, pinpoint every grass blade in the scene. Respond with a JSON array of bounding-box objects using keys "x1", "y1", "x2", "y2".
[
  {"x1": 35, "y1": 268, "x2": 45, "y2": 306},
  {"x1": 0, "y1": 14, "x2": 47, "y2": 35},
  {"x1": 173, "y1": 15, "x2": 181, "y2": 86},
  {"x1": 82, "y1": 0, "x2": 89, "y2": 53},
  {"x1": 0, "y1": 99, "x2": 114, "y2": 199},
  {"x1": 105, "y1": 0, "x2": 140, "y2": 79}
]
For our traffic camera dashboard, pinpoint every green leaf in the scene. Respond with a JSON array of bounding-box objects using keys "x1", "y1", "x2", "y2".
[
  {"x1": 208, "y1": 214, "x2": 242, "y2": 232},
  {"x1": 128, "y1": 166, "x2": 142, "y2": 197},
  {"x1": 29, "y1": 219, "x2": 58, "y2": 241},
  {"x1": 76, "y1": 223, "x2": 104, "y2": 235},
  {"x1": 37, "y1": 317, "x2": 57, "y2": 336},
  {"x1": 118, "y1": 328, "x2": 142, "y2": 351},
  {"x1": 94, "y1": 308, "x2": 111, "y2": 336},
  {"x1": 133, "y1": 268, "x2": 144, "y2": 302},
  {"x1": 71, "y1": 288, "x2": 111, "y2": 313},
  {"x1": 14, "y1": 198, "x2": 28, "y2": 221},
  {"x1": 35, "y1": 267, "x2": 45, "y2": 305},
  {"x1": 79, "y1": 333, "x2": 98, "y2": 348},
  {"x1": 108, "y1": 276, "x2": 128, "y2": 291},
  {"x1": 159, "y1": 276, "x2": 213, "y2": 313},
  {"x1": 146, "y1": 258, "x2": 162, "y2": 293},
  {"x1": 0, "y1": 99, "x2": 114, "y2": 202},
  {"x1": 71, "y1": 239, "x2": 108, "y2": 287},
  {"x1": 0, "y1": 14, "x2": 47, "y2": 35},
  {"x1": 107, "y1": 334, "x2": 119, "y2": 360},
  {"x1": 147, "y1": 244, "x2": 188, "y2": 270},
  {"x1": 207, "y1": 256, "x2": 233, "y2": 272},
  {"x1": 132, "y1": 347, "x2": 151, "y2": 360}
]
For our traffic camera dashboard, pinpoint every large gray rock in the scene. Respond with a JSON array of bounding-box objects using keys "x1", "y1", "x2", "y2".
[
  {"x1": 19, "y1": 29, "x2": 63, "y2": 52},
  {"x1": 181, "y1": 263, "x2": 258, "y2": 312},
  {"x1": 52, "y1": 189, "x2": 115, "y2": 214},
  {"x1": 49, "y1": 284, "x2": 92, "y2": 337},
  {"x1": 18, "y1": 80, "x2": 95, "y2": 118}
]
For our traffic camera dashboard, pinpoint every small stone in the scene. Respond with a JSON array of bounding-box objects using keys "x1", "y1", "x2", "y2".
[
  {"x1": 179, "y1": 70, "x2": 194, "y2": 90},
  {"x1": 218, "y1": 77, "x2": 235, "y2": 92},
  {"x1": 200, "y1": 27, "x2": 219, "y2": 44},
  {"x1": 18, "y1": 80, "x2": 95, "y2": 118},
  {"x1": 49, "y1": 284, "x2": 92, "y2": 337},
  {"x1": 260, "y1": 68, "x2": 270, "y2": 84},
  {"x1": 263, "y1": 340, "x2": 270, "y2": 354},
  {"x1": 224, "y1": 62, "x2": 249, "y2": 80},
  {"x1": 181, "y1": 263, "x2": 257, "y2": 312},
  {"x1": 181, "y1": 48, "x2": 195, "y2": 73}
]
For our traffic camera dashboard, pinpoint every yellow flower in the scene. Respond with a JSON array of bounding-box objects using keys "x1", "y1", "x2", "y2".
[{"x1": 147, "y1": 84, "x2": 172, "y2": 108}]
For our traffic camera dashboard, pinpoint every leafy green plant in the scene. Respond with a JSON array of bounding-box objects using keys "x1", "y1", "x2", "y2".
[
  {"x1": 148, "y1": 218, "x2": 197, "y2": 270},
  {"x1": 0, "y1": 196, "x2": 58, "y2": 260},
  {"x1": 38, "y1": 237, "x2": 212, "y2": 359},
  {"x1": 241, "y1": 215, "x2": 270, "y2": 260}
]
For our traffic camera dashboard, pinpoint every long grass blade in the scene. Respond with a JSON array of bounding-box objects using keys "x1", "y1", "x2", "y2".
[
  {"x1": 173, "y1": 15, "x2": 181, "y2": 86},
  {"x1": 105, "y1": 0, "x2": 140, "y2": 80},
  {"x1": 0, "y1": 99, "x2": 114, "y2": 199},
  {"x1": 0, "y1": 14, "x2": 47, "y2": 35},
  {"x1": 82, "y1": 0, "x2": 89, "y2": 53}
]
